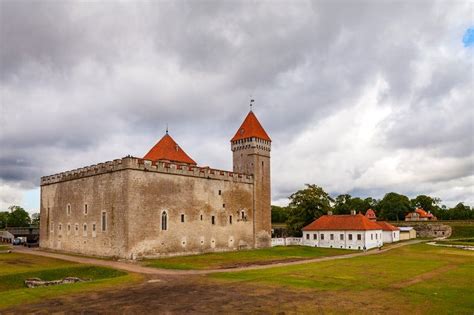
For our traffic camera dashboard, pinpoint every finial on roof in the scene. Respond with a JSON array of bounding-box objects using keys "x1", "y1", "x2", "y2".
[
  {"x1": 250, "y1": 98, "x2": 254, "y2": 111},
  {"x1": 166, "y1": 124, "x2": 168, "y2": 134}
]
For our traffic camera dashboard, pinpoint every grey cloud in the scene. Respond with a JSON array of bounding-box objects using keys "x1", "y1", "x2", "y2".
[{"x1": 0, "y1": 0, "x2": 472, "y2": 208}]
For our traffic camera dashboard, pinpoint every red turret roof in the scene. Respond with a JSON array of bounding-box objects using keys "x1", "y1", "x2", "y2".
[
  {"x1": 143, "y1": 133, "x2": 196, "y2": 165},
  {"x1": 365, "y1": 209, "x2": 377, "y2": 220},
  {"x1": 302, "y1": 214, "x2": 382, "y2": 231},
  {"x1": 231, "y1": 111, "x2": 271, "y2": 142}
]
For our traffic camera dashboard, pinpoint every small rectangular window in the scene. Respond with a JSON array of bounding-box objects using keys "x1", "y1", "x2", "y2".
[
  {"x1": 330, "y1": 234, "x2": 334, "y2": 240},
  {"x1": 211, "y1": 216, "x2": 215, "y2": 225},
  {"x1": 229, "y1": 215, "x2": 232, "y2": 224},
  {"x1": 83, "y1": 224, "x2": 87, "y2": 231},
  {"x1": 84, "y1": 204, "x2": 88, "y2": 215},
  {"x1": 376, "y1": 233, "x2": 378, "y2": 240},
  {"x1": 218, "y1": 190, "x2": 221, "y2": 195},
  {"x1": 371, "y1": 234, "x2": 373, "y2": 240},
  {"x1": 223, "y1": 203, "x2": 225, "y2": 208},
  {"x1": 93, "y1": 224, "x2": 96, "y2": 232},
  {"x1": 67, "y1": 205, "x2": 71, "y2": 215},
  {"x1": 340, "y1": 234, "x2": 344, "y2": 240},
  {"x1": 101, "y1": 212, "x2": 107, "y2": 232},
  {"x1": 306, "y1": 234, "x2": 309, "y2": 240},
  {"x1": 200, "y1": 214, "x2": 203, "y2": 221},
  {"x1": 313, "y1": 234, "x2": 317, "y2": 240},
  {"x1": 181, "y1": 214, "x2": 185, "y2": 223},
  {"x1": 357, "y1": 234, "x2": 362, "y2": 240},
  {"x1": 349, "y1": 234, "x2": 353, "y2": 240},
  {"x1": 59, "y1": 224, "x2": 62, "y2": 231},
  {"x1": 321, "y1": 234, "x2": 324, "y2": 240},
  {"x1": 68, "y1": 224, "x2": 71, "y2": 232}
]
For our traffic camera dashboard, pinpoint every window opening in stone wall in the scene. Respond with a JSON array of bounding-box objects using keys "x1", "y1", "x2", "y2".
[
  {"x1": 241, "y1": 211, "x2": 245, "y2": 220},
  {"x1": 349, "y1": 234, "x2": 352, "y2": 240},
  {"x1": 357, "y1": 234, "x2": 362, "y2": 240},
  {"x1": 330, "y1": 234, "x2": 334, "y2": 240},
  {"x1": 313, "y1": 234, "x2": 317, "y2": 240},
  {"x1": 223, "y1": 204, "x2": 225, "y2": 208},
  {"x1": 93, "y1": 224, "x2": 96, "y2": 232},
  {"x1": 102, "y1": 211, "x2": 107, "y2": 232},
  {"x1": 229, "y1": 215, "x2": 232, "y2": 224},
  {"x1": 84, "y1": 224, "x2": 87, "y2": 231},
  {"x1": 218, "y1": 190, "x2": 221, "y2": 195},
  {"x1": 161, "y1": 211, "x2": 167, "y2": 231},
  {"x1": 67, "y1": 204, "x2": 71, "y2": 215},
  {"x1": 200, "y1": 214, "x2": 203, "y2": 221},
  {"x1": 84, "y1": 204, "x2": 88, "y2": 215},
  {"x1": 59, "y1": 224, "x2": 62, "y2": 231},
  {"x1": 181, "y1": 214, "x2": 185, "y2": 223},
  {"x1": 68, "y1": 224, "x2": 71, "y2": 232},
  {"x1": 321, "y1": 234, "x2": 324, "y2": 240},
  {"x1": 212, "y1": 216, "x2": 215, "y2": 225},
  {"x1": 306, "y1": 234, "x2": 309, "y2": 240},
  {"x1": 340, "y1": 234, "x2": 344, "y2": 240}
]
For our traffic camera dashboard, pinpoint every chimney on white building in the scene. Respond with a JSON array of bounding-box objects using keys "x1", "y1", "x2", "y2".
[
  {"x1": 327, "y1": 210, "x2": 333, "y2": 216},
  {"x1": 350, "y1": 210, "x2": 356, "y2": 215}
]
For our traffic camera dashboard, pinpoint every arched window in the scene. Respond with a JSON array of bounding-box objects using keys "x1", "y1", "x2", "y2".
[{"x1": 161, "y1": 211, "x2": 168, "y2": 231}]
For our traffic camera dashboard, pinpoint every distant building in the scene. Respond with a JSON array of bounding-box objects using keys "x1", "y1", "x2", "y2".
[
  {"x1": 399, "y1": 227, "x2": 416, "y2": 240},
  {"x1": 405, "y1": 208, "x2": 437, "y2": 221},
  {"x1": 302, "y1": 211, "x2": 383, "y2": 250}
]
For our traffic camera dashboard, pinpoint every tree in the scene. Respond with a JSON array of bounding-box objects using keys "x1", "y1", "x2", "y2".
[
  {"x1": 333, "y1": 195, "x2": 372, "y2": 215},
  {"x1": 271, "y1": 205, "x2": 289, "y2": 223},
  {"x1": 377, "y1": 192, "x2": 411, "y2": 221},
  {"x1": 7, "y1": 205, "x2": 31, "y2": 227},
  {"x1": 31, "y1": 213, "x2": 40, "y2": 226},
  {"x1": 411, "y1": 195, "x2": 440, "y2": 213},
  {"x1": 333, "y1": 194, "x2": 352, "y2": 214},
  {"x1": 0, "y1": 211, "x2": 9, "y2": 229},
  {"x1": 286, "y1": 184, "x2": 333, "y2": 236}
]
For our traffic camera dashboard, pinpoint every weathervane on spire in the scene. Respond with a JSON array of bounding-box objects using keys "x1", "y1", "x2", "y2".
[
  {"x1": 166, "y1": 124, "x2": 169, "y2": 134},
  {"x1": 250, "y1": 98, "x2": 255, "y2": 111}
]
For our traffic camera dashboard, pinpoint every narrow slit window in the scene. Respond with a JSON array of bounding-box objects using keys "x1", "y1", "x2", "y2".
[
  {"x1": 161, "y1": 211, "x2": 167, "y2": 231},
  {"x1": 101, "y1": 212, "x2": 107, "y2": 232}
]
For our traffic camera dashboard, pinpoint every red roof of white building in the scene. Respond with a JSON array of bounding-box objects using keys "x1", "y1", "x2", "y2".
[
  {"x1": 231, "y1": 111, "x2": 271, "y2": 142},
  {"x1": 143, "y1": 133, "x2": 197, "y2": 165},
  {"x1": 302, "y1": 214, "x2": 383, "y2": 231},
  {"x1": 376, "y1": 221, "x2": 400, "y2": 231}
]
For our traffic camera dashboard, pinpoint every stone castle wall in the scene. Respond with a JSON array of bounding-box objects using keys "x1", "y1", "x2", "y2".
[{"x1": 40, "y1": 157, "x2": 256, "y2": 259}]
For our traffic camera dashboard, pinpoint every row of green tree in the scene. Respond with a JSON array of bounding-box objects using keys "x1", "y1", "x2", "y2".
[
  {"x1": 272, "y1": 184, "x2": 473, "y2": 236},
  {"x1": 0, "y1": 206, "x2": 39, "y2": 229}
]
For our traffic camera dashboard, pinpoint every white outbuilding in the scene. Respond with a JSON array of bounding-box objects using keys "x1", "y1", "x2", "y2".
[
  {"x1": 302, "y1": 212, "x2": 383, "y2": 250},
  {"x1": 376, "y1": 221, "x2": 400, "y2": 243}
]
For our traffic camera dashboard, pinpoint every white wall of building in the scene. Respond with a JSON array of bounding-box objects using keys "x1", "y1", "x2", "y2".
[
  {"x1": 302, "y1": 230, "x2": 383, "y2": 250},
  {"x1": 382, "y1": 230, "x2": 400, "y2": 243}
]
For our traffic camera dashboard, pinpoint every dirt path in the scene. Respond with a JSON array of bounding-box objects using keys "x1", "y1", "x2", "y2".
[
  {"x1": 14, "y1": 240, "x2": 422, "y2": 275},
  {"x1": 390, "y1": 264, "x2": 457, "y2": 288}
]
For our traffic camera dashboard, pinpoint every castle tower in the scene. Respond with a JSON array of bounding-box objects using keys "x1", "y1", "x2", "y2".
[{"x1": 231, "y1": 110, "x2": 271, "y2": 248}]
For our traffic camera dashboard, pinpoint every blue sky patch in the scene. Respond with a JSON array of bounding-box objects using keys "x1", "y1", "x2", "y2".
[{"x1": 463, "y1": 27, "x2": 474, "y2": 47}]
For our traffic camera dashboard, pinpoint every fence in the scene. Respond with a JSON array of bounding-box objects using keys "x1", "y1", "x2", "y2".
[{"x1": 271, "y1": 237, "x2": 303, "y2": 247}]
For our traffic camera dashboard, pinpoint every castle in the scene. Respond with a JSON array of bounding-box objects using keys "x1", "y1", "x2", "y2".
[{"x1": 39, "y1": 110, "x2": 271, "y2": 259}]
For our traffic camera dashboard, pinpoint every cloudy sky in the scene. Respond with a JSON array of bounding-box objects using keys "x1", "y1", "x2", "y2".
[{"x1": 0, "y1": 1, "x2": 472, "y2": 212}]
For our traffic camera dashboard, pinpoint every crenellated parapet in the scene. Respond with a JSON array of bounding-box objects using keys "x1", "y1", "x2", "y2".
[{"x1": 41, "y1": 156, "x2": 254, "y2": 186}]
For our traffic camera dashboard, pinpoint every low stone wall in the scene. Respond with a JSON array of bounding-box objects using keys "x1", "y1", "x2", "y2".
[{"x1": 393, "y1": 222, "x2": 452, "y2": 238}]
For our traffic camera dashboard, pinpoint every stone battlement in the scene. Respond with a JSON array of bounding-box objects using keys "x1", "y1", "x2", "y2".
[{"x1": 41, "y1": 156, "x2": 254, "y2": 186}]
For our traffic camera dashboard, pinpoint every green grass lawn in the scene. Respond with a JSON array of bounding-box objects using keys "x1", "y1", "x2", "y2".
[
  {"x1": 0, "y1": 245, "x2": 11, "y2": 251},
  {"x1": 438, "y1": 238, "x2": 474, "y2": 246},
  {"x1": 144, "y1": 246, "x2": 350, "y2": 270},
  {"x1": 210, "y1": 244, "x2": 474, "y2": 314},
  {"x1": 0, "y1": 252, "x2": 141, "y2": 309},
  {"x1": 449, "y1": 224, "x2": 474, "y2": 238}
]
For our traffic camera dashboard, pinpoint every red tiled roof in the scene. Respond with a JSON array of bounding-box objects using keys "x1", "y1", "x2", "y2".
[
  {"x1": 231, "y1": 111, "x2": 271, "y2": 142},
  {"x1": 405, "y1": 208, "x2": 435, "y2": 219},
  {"x1": 302, "y1": 214, "x2": 383, "y2": 231},
  {"x1": 376, "y1": 221, "x2": 400, "y2": 231},
  {"x1": 365, "y1": 209, "x2": 377, "y2": 220},
  {"x1": 143, "y1": 133, "x2": 197, "y2": 165}
]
